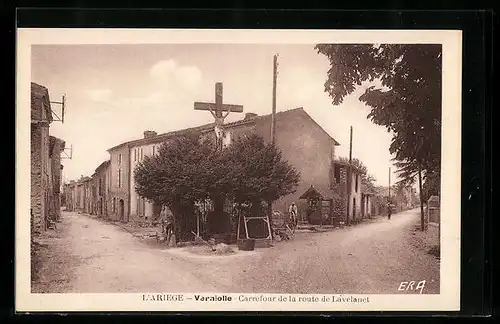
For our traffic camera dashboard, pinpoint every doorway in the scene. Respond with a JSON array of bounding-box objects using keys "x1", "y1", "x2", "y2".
[
  {"x1": 361, "y1": 195, "x2": 365, "y2": 218},
  {"x1": 119, "y1": 199, "x2": 125, "y2": 221},
  {"x1": 352, "y1": 198, "x2": 356, "y2": 220}
]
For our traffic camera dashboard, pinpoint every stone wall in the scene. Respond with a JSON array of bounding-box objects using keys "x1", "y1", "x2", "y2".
[
  {"x1": 331, "y1": 166, "x2": 348, "y2": 224},
  {"x1": 31, "y1": 125, "x2": 45, "y2": 235},
  {"x1": 49, "y1": 137, "x2": 64, "y2": 221}
]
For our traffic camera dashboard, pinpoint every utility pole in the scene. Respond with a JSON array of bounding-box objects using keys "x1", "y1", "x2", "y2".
[
  {"x1": 269, "y1": 54, "x2": 279, "y2": 240},
  {"x1": 388, "y1": 167, "x2": 392, "y2": 218},
  {"x1": 271, "y1": 54, "x2": 278, "y2": 144},
  {"x1": 346, "y1": 126, "x2": 353, "y2": 225}
]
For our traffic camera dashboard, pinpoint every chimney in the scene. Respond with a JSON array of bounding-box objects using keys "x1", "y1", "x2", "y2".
[
  {"x1": 244, "y1": 113, "x2": 258, "y2": 120},
  {"x1": 143, "y1": 130, "x2": 157, "y2": 139}
]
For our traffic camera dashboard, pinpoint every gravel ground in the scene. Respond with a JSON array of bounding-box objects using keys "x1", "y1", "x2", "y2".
[{"x1": 31, "y1": 208, "x2": 440, "y2": 294}]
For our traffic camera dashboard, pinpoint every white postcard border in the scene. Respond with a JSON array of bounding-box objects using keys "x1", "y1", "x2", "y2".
[{"x1": 16, "y1": 28, "x2": 462, "y2": 312}]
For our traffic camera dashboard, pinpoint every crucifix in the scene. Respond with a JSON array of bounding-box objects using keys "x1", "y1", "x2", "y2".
[{"x1": 194, "y1": 82, "x2": 244, "y2": 150}]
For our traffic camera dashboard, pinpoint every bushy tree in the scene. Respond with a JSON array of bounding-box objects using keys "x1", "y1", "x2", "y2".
[
  {"x1": 134, "y1": 132, "x2": 222, "y2": 240},
  {"x1": 316, "y1": 44, "x2": 442, "y2": 230},
  {"x1": 227, "y1": 134, "x2": 300, "y2": 235},
  {"x1": 227, "y1": 134, "x2": 301, "y2": 205}
]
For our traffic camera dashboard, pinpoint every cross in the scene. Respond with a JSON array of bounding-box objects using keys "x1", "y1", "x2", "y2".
[
  {"x1": 194, "y1": 82, "x2": 244, "y2": 150},
  {"x1": 194, "y1": 82, "x2": 243, "y2": 118}
]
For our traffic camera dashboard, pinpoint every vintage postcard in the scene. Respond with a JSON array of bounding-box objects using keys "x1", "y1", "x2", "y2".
[{"x1": 16, "y1": 28, "x2": 462, "y2": 312}]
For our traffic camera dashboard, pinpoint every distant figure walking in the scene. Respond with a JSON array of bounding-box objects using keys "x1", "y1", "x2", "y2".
[
  {"x1": 387, "y1": 202, "x2": 392, "y2": 220},
  {"x1": 288, "y1": 202, "x2": 298, "y2": 232}
]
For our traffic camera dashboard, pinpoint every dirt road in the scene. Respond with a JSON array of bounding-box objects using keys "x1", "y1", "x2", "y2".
[
  {"x1": 32, "y1": 209, "x2": 439, "y2": 294},
  {"x1": 32, "y1": 211, "x2": 218, "y2": 293}
]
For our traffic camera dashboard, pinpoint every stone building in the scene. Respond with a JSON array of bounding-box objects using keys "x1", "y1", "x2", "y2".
[
  {"x1": 129, "y1": 131, "x2": 162, "y2": 222},
  {"x1": 92, "y1": 160, "x2": 110, "y2": 218},
  {"x1": 82, "y1": 177, "x2": 93, "y2": 214},
  {"x1": 31, "y1": 82, "x2": 65, "y2": 234},
  {"x1": 330, "y1": 159, "x2": 365, "y2": 224},
  {"x1": 64, "y1": 181, "x2": 77, "y2": 211},
  {"x1": 49, "y1": 136, "x2": 66, "y2": 221},
  {"x1": 106, "y1": 144, "x2": 130, "y2": 221},
  {"x1": 74, "y1": 176, "x2": 92, "y2": 213},
  {"x1": 361, "y1": 191, "x2": 374, "y2": 218},
  {"x1": 75, "y1": 180, "x2": 84, "y2": 212},
  {"x1": 104, "y1": 107, "x2": 347, "y2": 225}
]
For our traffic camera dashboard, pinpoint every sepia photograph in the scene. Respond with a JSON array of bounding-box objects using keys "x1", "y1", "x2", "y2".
[{"x1": 17, "y1": 29, "x2": 461, "y2": 312}]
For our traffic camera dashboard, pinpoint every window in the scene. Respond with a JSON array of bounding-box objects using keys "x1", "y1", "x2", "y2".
[
  {"x1": 140, "y1": 148, "x2": 143, "y2": 160},
  {"x1": 113, "y1": 198, "x2": 116, "y2": 212},
  {"x1": 334, "y1": 165, "x2": 341, "y2": 183},
  {"x1": 118, "y1": 153, "x2": 122, "y2": 166},
  {"x1": 117, "y1": 169, "x2": 122, "y2": 188},
  {"x1": 152, "y1": 145, "x2": 155, "y2": 156},
  {"x1": 355, "y1": 174, "x2": 359, "y2": 192},
  {"x1": 134, "y1": 149, "x2": 137, "y2": 162}
]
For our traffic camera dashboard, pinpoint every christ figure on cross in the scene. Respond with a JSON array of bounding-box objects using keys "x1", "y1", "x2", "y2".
[{"x1": 194, "y1": 82, "x2": 244, "y2": 150}]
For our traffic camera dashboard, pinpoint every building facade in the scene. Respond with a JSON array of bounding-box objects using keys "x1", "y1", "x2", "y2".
[
  {"x1": 49, "y1": 136, "x2": 66, "y2": 221},
  {"x1": 102, "y1": 108, "x2": 345, "y2": 225},
  {"x1": 330, "y1": 160, "x2": 364, "y2": 224},
  {"x1": 76, "y1": 107, "x2": 392, "y2": 230},
  {"x1": 31, "y1": 83, "x2": 66, "y2": 234},
  {"x1": 129, "y1": 131, "x2": 162, "y2": 222},
  {"x1": 64, "y1": 181, "x2": 77, "y2": 211},
  {"x1": 76, "y1": 181, "x2": 84, "y2": 212},
  {"x1": 31, "y1": 82, "x2": 53, "y2": 234},
  {"x1": 93, "y1": 160, "x2": 110, "y2": 218},
  {"x1": 107, "y1": 144, "x2": 130, "y2": 221}
]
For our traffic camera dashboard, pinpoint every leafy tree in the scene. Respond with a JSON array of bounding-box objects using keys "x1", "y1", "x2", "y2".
[
  {"x1": 422, "y1": 170, "x2": 440, "y2": 201},
  {"x1": 227, "y1": 134, "x2": 301, "y2": 205},
  {"x1": 134, "y1": 132, "x2": 300, "y2": 241},
  {"x1": 133, "y1": 132, "x2": 222, "y2": 241},
  {"x1": 316, "y1": 44, "x2": 442, "y2": 231},
  {"x1": 226, "y1": 134, "x2": 300, "y2": 235}
]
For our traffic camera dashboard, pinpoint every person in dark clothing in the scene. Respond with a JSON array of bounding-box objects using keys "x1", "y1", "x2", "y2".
[{"x1": 387, "y1": 202, "x2": 392, "y2": 220}]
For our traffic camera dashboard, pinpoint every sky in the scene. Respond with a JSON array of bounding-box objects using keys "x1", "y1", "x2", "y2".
[{"x1": 32, "y1": 44, "x2": 398, "y2": 186}]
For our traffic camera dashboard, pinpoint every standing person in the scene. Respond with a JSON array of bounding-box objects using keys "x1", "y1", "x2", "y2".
[
  {"x1": 387, "y1": 201, "x2": 392, "y2": 220},
  {"x1": 158, "y1": 205, "x2": 174, "y2": 244},
  {"x1": 288, "y1": 202, "x2": 298, "y2": 232}
]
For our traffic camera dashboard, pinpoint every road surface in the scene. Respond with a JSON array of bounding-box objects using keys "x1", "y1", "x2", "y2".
[{"x1": 32, "y1": 209, "x2": 439, "y2": 294}]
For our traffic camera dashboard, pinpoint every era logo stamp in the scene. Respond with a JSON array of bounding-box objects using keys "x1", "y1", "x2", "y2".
[{"x1": 398, "y1": 280, "x2": 426, "y2": 294}]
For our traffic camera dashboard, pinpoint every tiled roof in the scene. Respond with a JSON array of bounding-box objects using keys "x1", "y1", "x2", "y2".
[
  {"x1": 95, "y1": 160, "x2": 111, "y2": 173},
  {"x1": 107, "y1": 107, "x2": 340, "y2": 151}
]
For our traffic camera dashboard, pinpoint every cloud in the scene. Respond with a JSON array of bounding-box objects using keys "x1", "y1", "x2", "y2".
[
  {"x1": 150, "y1": 59, "x2": 202, "y2": 91},
  {"x1": 150, "y1": 59, "x2": 177, "y2": 78},
  {"x1": 86, "y1": 89, "x2": 113, "y2": 102},
  {"x1": 175, "y1": 66, "x2": 202, "y2": 89}
]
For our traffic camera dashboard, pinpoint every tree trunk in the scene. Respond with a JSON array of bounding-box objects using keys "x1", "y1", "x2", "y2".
[
  {"x1": 417, "y1": 162, "x2": 425, "y2": 232},
  {"x1": 169, "y1": 203, "x2": 183, "y2": 246},
  {"x1": 267, "y1": 200, "x2": 274, "y2": 238}
]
